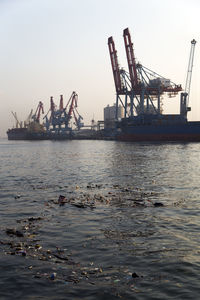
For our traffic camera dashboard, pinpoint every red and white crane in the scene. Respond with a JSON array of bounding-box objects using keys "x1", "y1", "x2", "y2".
[
  {"x1": 108, "y1": 36, "x2": 125, "y2": 94},
  {"x1": 108, "y1": 28, "x2": 182, "y2": 118},
  {"x1": 123, "y1": 28, "x2": 138, "y2": 89},
  {"x1": 32, "y1": 101, "x2": 44, "y2": 122}
]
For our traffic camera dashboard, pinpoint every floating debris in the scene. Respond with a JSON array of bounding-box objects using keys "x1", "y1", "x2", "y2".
[
  {"x1": 6, "y1": 228, "x2": 24, "y2": 237},
  {"x1": 132, "y1": 272, "x2": 139, "y2": 278},
  {"x1": 153, "y1": 202, "x2": 164, "y2": 207},
  {"x1": 50, "y1": 272, "x2": 57, "y2": 280},
  {"x1": 58, "y1": 195, "x2": 67, "y2": 205},
  {"x1": 1, "y1": 181, "x2": 164, "y2": 294}
]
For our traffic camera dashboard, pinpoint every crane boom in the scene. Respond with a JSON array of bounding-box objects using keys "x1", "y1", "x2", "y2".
[
  {"x1": 185, "y1": 39, "x2": 196, "y2": 101},
  {"x1": 26, "y1": 109, "x2": 33, "y2": 121},
  {"x1": 50, "y1": 97, "x2": 55, "y2": 112},
  {"x1": 108, "y1": 36, "x2": 124, "y2": 93},
  {"x1": 59, "y1": 95, "x2": 63, "y2": 111},
  {"x1": 11, "y1": 111, "x2": 21, "y2": 128},
  {"x1": 68, "y1": 92, "x2": 78, "y2": 117},
  {"x1": 32, "y1": 101, "x2": 44, "y2": 122},
  {"x1": 123, "y1": 28, "x2": 138, "y2": 88},
  {"x1": 180, "y1": 39, "x2": 197, "y2": 117},
  {"x1": 24, "y1": 109, "x2": 33, "y2": 127}
]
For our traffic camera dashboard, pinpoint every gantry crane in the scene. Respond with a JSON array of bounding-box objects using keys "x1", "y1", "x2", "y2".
[
  {"x1": 108, "y1": 36, "x2": 132, "y2": 119},
  {"x1": 43, "y1": 92, "x2": 83, "y2": 133},
  {"x1": 180, "y1": 39, "x2": 197, "y2": 117},
  {"x1": 108, "y1": 28, "x2": 182, "y2": 121}
]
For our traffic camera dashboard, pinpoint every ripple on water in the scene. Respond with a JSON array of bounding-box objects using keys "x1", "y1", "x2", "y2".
[{"x1": 0, "y1": 140, "x2": 200, "y2": 299}]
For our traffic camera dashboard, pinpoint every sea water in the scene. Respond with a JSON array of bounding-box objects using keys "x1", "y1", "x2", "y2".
[{"x1": 0, "y1": 138, "x2": 199, "y2": 299}]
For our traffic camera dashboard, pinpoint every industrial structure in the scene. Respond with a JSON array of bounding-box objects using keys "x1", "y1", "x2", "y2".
[
  {"x1": 104, "y1": 104, "x2": 123, "y2": 129},
  {"x1": 7, "y1": 92, "x2": 97, "y2": 140},
  {"x1": 180, "y1": 39, "x2": 197, "y2": 117},
  {"x1": 43, "y1": 91, "x2": 84, "y2": 136},
  {"x1": 108, "y1": 28, "x2": 200, "y2": 141},
  {"x1": 7, "y1": 28, "x2": 200, "y2": 142},
  {"x1": 108, "y1": 28, "x2": 182, "y2": 121}
]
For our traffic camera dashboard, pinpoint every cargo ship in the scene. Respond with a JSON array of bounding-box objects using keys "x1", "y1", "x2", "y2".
[
  {"x1": 7, "y1": 103, "x2": 51, "y2": 140},
  {"x1": 7, "y1": 30, "x2": 200, "y2": 142},
  {"x1": 6, "y1": 127, "x2": 73, "y2": 140},
  {"x1": 7, "y1": 128, "x2": 29, "y2": 140},
  {"x1": 116, "y1": 114, "x2": 200, "y2": 142},
  {"x1": 108, "y1": 28, "x2": 199, "y2": 142},
  {"x1": 7, "y1": 92, "x2": 85, "y2": 141}
]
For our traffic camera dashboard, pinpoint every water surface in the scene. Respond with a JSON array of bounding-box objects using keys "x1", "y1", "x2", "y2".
[{"x1": 0, "y1": 139, "x2": 199, "y2": 299}]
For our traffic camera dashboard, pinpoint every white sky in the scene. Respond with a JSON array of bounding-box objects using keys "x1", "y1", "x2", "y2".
[{"x1": 0, "y1": 0, "x2": 200, "y2": 137}]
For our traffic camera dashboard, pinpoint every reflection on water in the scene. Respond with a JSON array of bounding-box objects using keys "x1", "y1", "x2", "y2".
[{"x1": 0, "y1": 139, "x2": 200, "y2": 299}]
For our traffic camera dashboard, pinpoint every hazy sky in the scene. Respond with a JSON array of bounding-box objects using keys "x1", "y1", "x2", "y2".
[{"x1": 1, "y1": 0, "x2": 200, "y2": 137}]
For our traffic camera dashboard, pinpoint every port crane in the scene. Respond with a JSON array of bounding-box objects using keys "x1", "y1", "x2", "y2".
[
  {"x1": 32, "y1": 101, "x2": 44, "y2": 122},
  {"x1": 24, "y1": 109, "x2": 33, "y2": 127},
  {"x1": 65, "y1": 91, "x2": 78, "y2": 121},
  {"x1": 63, "y1": 91, "x2": 83, "y2": 130},
  {"x1": 43, "y1": 92, "x2": 84, "y2": 133},
  {"x1": 180, "y1": 39, "x2": 197, "y2": 117},
  {"x1": 108, "y1": 28, "x2": 182, "y2": 120},
  {"x1": 73, "y1": 107, "x2": 84, "y2": 130},
  {"x1": 11, "y1": 111, "x2": 22, "y2": 128},
  {"x1": 108, "y1": 36, "x2": 125, "y2": 94}
]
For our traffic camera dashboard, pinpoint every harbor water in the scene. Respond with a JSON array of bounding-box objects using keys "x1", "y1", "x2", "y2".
[{"x1": 0, "y1": 138, "x2": 199, "y2": 299}]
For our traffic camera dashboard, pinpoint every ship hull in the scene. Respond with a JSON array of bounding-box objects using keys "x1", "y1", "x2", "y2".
[
  {"x1": 7, "y1": 128, "x2": 73, "y2": 141},
  {"x1": 7, "y1": 128, "x2": 29, "y2": 140},
  {"x1": 117, "y1": 121, "x2": 200, "y2": 142}
]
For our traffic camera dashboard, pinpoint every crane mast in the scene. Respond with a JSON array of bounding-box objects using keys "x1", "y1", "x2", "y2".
[{"x1": 180, "y1": 39, "x2": 197, "y2": 117}]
